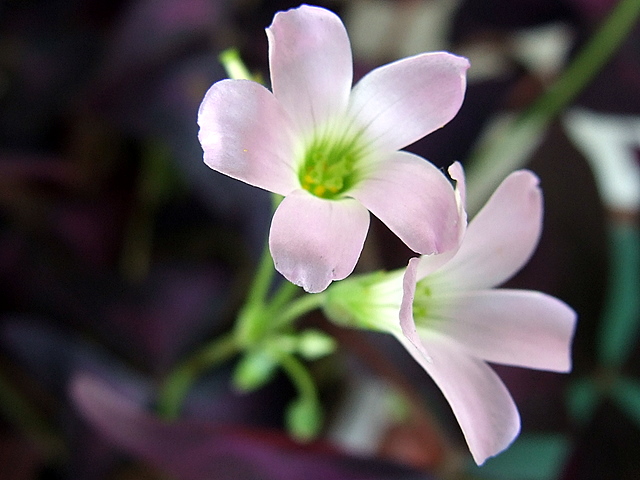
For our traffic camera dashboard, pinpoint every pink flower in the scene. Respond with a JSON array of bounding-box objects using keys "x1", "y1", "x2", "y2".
[
  {"x1": 197, "y1": 5, "x2": 469, "y2": 292},
  {"x1": 323, "y1": 163, "x2": 576, "y2": 464},
  {"x1": 398, "y1": 164, "x2": 577, "y2": 464}
]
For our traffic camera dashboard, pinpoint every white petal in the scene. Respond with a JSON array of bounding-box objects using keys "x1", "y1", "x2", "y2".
[
  {"x1": 396, "y1": 333, "x2": 520, "y2": 465},
  {"x1": 267, "y1": 5, "x2": 352, "y2": 133},
  {"x1": 198, "y1": 79, "x2": 298, "y2": 195},
  {"x1": 348, "y1": 52, "x2": 469, "y2": 153},
  {"x1": 436, "y1": 170, "x2": 542, "y2": 290},
  {"x1": 269, "y1": 190, "x2": 369, "y2": 293},
  {"x1": 431, "y1": 290, "x2": 577, "y2": 372},
  {"x1": 350, "y1": 151, "x2": 460, "y2": 255}
]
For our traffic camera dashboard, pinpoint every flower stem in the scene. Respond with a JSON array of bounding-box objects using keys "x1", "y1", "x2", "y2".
[
  {"x1": 156, "y1": 331, "x2": 239, "y2": 419},
  {"x1": 273, "y1": 292, "x2": 326, "y2": 331},
  {"x1": 245, "y1": 238, "x2": 277, "y2": 308},
  {"x1": 464, "y1": 0, "x2": 640, "y2": 213},
  {"x1": 244, "y1": 194, "x2": 284, "y2": 308},
  {"x1": 157, "y1": 189, "x2": 326, "y2": 418},
  {"x1": 278, "y1": 352, "x2": 318, "y2": 403},
  {"x1": 526, "y1": 0, "x2": 640, "y2": 120},
  {"x1": 276, "y1": 352, "x2": 324, "y2": 440},
  {"x1": 219, "y1": 48, "x2": 254, "y2": 81},
  {"x1": 269, "y1": 280, "x2": 301, "y2": 314}
]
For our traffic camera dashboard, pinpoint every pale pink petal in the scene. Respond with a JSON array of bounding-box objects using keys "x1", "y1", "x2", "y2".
[
  {"x1": 430, "y1": 290, "x2": 577, "y2": 372},
  {"x1": 267, "y1": 5, "x2": 352, "y2": 133},
  {"x1": 348, "y1": 52, "x2": 469, "y2": 153},
  {"x1": 398, "y1": 257, "x2": 430, "y2": 357},
  {"x1": 448, "y1": 162, "x2": 467, "y2": 245},
  {"x1": 411, "y1": 162, "x2": 468, "y2": 278},
  {"x1": 198, "y1": 79, "x2": 298, "y2": 195},
  {"x1": 448, "y1": 161, "x2": 466, "y2": 212},
  {"x1": 269, "y1": 190, "x2": 369, "y2": 293},
  {"x1": 350, "y1": 151, "x2": 460, "y2": 255},
  {"x1": 396, "y1": 333, "x2": 520, "y2": 465},
  {"x1": 436, "y1": 170, "x2": 542, "y2": 289}
]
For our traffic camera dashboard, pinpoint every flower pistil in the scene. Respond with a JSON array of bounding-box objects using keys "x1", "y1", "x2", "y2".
[{"x1": 298, "y1": 126, "x2": 366, "y2": 199}]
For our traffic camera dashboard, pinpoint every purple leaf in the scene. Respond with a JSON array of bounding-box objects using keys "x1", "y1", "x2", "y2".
[{"x1": 71, "y1": 373, "x2": 434, "y2": 480}]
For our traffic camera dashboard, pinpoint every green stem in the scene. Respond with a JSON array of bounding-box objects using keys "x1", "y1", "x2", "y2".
[
  {"x1": 244, "y1": 194, "x2": 284, "y2": 308},
  {"x1": 156, "y1": 291, "x2": 324, "y2": 418},
  {"x1": 273, "y1": 292, "x2": 326, "y2": 330},
  {"x1": 464, "y1": 0, "x2": 640, "y2": 213},
  {"x1": 156, "y1": 191, "x2": 324, "y2": 418},
  {"x1": 219, "y1": 48, "x2": 253, "y2": 81},
  {"x1": 526, "y1": 0, "x2": 640, "y2": 120},
  {"x1": 277, "y1": 351, "x2": 324, "y2": 440},
  {"x1": 278, "y1": 352, "x2": 319, "y2": 402},
  {"x1": 157, "y1": 332, "x2": 239, "y2": 419},
  {"x1": 245, "y1": 239, "x2": 277, "y2": 308},
  {"x1": 268, "y1": 280, "x2": 301, "y2": 316}
]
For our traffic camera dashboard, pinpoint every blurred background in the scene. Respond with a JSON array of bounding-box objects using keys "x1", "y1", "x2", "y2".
[{"x1": 0, "y1": 0, "x2": 638, "y2": 478}]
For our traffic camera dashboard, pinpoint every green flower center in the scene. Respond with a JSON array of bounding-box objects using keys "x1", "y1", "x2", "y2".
[
  {"x1": 412, "y1": 281, "x2": 433, "y2": 322},
  {"x1": 298, "y1": 131, "x2": 364, "y2": 200}
]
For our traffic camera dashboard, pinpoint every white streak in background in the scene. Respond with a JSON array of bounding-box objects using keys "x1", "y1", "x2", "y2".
[
  {"x1": 327, "y1": 375, "x2": 394, "y2": 455},
  {"x1": 510, "y1": 22, "x2": 574, "y2": 80},
  {"x1": 564, "y1": 109, "x2": 640, "y2": 211},
  {"x1": 344, "y1": 0, "x2": 460, "y2": 63}
]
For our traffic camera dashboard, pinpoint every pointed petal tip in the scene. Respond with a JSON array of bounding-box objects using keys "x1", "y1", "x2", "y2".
[
  {"x1": 397, "y1": 334, "x2": 522, "y2": 467},
  {"x1": 447, "y1": 52, "x2": 471, "y2": 72},
  {"x1": 471, "y1": 417, "x2": 521, "y2": 466},
  {"x1": 511, "y1": 169, "x2": 541, "y2": 187},
  {"x1": 464, "y1": 379, "x2": 521, "y2": 466}
]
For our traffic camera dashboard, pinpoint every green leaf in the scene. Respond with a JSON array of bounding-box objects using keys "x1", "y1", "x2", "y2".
[
  {"x1": 597, "y1": 224, "x2": 640, "y2": 368},
  {"x1": 566, "y1": 377, "x2": 600, "y2": 425},
  {"x1": 612, "y1": 377, "x2": 640, "y2": 428}
]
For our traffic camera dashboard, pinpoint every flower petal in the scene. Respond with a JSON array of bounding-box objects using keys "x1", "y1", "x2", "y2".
[
  {"x1": 407, "y1": 162, "x2": 468, "y2": 279},
  {"x1": 269, "y1": 190, "x2": 369, "y2": 293},
  {"x1": 448, "y1": 161, "x2": 466, "y2": 206},
  {"x1": 431, "y1": 290, "x2": 577, "y2": 372},
  {"x1": 435, "y1": 170, "x2": 542, "y2": 289},
  {"x1": 267, "y1": 5, "x2": 352, "y2": 133},
  {"x1": 399, "y1": 257, "x2": 430, "y2": 357},
  {"x1": 348, "y1": 52, "x2": 469, "y2": 153},
  {"x1": 395, "y1": 333, "x2": 520, "y2": 465},
  {"x1": 198, "y1": 79, "x2": 298, "y2": 195},
  {"x1": 350, "y1": 151, "x2": 460, "y2": 255}
]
